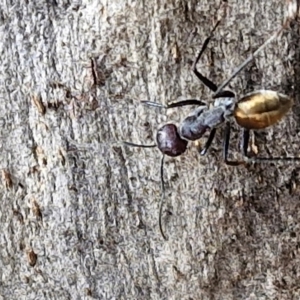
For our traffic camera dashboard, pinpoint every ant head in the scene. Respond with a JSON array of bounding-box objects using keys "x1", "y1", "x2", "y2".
[{"x1": 156, "y1": 124, "x2": 188, "y2": 157}]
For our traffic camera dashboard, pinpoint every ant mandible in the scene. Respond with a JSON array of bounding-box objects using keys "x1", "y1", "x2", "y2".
[{"x1": 124, "y1": 18, "x2": 299, "y2": 240}]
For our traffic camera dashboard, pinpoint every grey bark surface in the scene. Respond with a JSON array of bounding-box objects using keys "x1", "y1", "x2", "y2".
[{"x1": 1, "y1": 0, "x2": 300, "y2": 299}]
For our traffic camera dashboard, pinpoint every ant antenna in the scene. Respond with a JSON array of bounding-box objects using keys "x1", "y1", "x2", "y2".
[
  {"x1": 123, "y1": 140, "x2": 168, "y2": 240},
  {"x1": 123, "y1": 141, "x2": 156, "y2": 148},
  {"x1": 213, "y1": 19, "x2": 291, "y2": 97},
  {"x1": 158, "y1": 155, "x2": 168, "y2": 240}
]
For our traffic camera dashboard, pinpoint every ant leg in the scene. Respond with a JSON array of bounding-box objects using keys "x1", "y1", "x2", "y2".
[
  {"x1": 142, "y1": 99, "x2": 206, "y2": 109},
  {"x1": 158, "y1": 155, "x2": 168, "y2": 240},
  {"x1": 241, "y1": 129, "x2": 250, "y2": 157},
  {"x1": 223, "y1": 122, "x2": 231, "y2": 163},
  {"x1": 223, "y1": 122, "x2": 244, "y2": 166},
  {"x1": 192, "y1": 21, "x2": 219, "y2": 92},
  {"x1": 240, "y1": 130, "x2": 300, "y2": 163},
  {"x1": 213, "y1": 20, "x2": 289, "y2": 97},
  {"x1": 192, "y1": 21, "x2": 235, "y2": 98},
  {"x1": 199, "y1": 128, "x2": 217, "y2": 155},
  {"x1": 250, "y1": 156, "x2": 300, "y2": 163},
  {"x1": 213, "y1": 90, "x2": 235, "y2": 99}
]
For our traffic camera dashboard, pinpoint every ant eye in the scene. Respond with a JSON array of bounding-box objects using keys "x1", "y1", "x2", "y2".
[{"x1": 156, "y1": 124, "x2": 188, "y2": 157}]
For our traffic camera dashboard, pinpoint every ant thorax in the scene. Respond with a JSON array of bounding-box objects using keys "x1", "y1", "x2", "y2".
[
  {"x1": 213, "y1": 96, "x2": 235, "y2": 110},
  {"x1": 179, "y1": 97, "x2": 235, "y2": 141}
]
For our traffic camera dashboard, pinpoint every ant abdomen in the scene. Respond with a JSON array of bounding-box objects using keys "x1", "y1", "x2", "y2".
[{"x1": 156, "y1": 124, "x2": 188, "y2": 157}]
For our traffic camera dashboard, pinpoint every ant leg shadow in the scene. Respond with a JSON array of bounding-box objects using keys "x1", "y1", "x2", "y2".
[
  {"x1": 241, "y1": 130, "x2": 300, "y2": 163},
  {"x1": 223, "y1": 122, "x2": 247, "y2": 166}
]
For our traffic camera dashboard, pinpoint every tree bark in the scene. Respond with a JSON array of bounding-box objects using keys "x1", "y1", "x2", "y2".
[{"x1": 1, "y1": 0, "x2": 300, "y2": 299}]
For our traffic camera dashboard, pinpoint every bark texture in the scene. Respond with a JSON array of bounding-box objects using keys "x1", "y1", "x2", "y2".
[{"x1": 1, "y1": 0, "x2": 300, "y2": 299}]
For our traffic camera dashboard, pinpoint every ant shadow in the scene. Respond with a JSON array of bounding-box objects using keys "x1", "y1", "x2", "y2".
[{"x1": 288, "y1": 20, "x2": 300, "y2": 131}]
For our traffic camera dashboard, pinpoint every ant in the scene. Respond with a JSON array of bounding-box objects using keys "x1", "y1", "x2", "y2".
[{"x1": 124, "y1": 18, "x2": 299, "y2": 240}]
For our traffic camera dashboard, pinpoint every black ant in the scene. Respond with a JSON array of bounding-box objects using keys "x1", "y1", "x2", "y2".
[{"x1": 124, "y1": 18, "x2": 299, "y2": 240}]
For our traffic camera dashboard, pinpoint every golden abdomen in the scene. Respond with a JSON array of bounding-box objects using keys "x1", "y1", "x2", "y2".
[{"x1": 233, "y1": 90, "x2": 293, "y2": 129}]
